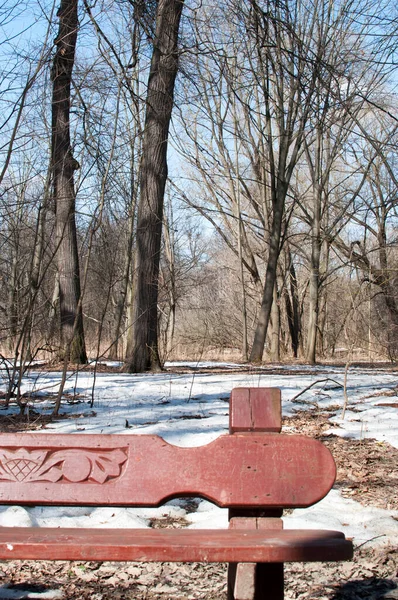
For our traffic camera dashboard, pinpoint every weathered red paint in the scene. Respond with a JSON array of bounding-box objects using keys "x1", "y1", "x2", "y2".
[
  {"x1": 230, "y1": 388, "x2": 282, "y2": 433},
  {"x1": 0, "y1": 527, "x2": 353, "y2": 562},
  {"x1": 0, "y1": 432, "x2": 335, "y2": 508}
]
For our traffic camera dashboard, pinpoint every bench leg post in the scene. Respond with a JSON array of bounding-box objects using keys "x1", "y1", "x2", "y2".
[
  {"x1": 228, "y1": 388, "x2": 284, "y2": 599},
  {"x1": 227, "y1": 562, "x2": 284, "y2": 600}
]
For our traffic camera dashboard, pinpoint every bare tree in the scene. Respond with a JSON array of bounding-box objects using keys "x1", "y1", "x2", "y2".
[
  {"x1": 51, "y1": 0, "x2": 87, "y2": 363},
  {"x1": 332, "y1": 113, "x2": 398, "y2": 357},
  {"x1": 241, "y1": 0, "x2": 321, "y2": 362},
  {"x1": 124, "y1": 0, "x2": 185, "y2": 372},
  {"x1": 299, "y1": 0, "x2": 388, "y2": 364}
]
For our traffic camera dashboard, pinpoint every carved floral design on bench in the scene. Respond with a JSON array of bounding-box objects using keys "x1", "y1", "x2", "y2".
[{"x1": 0, "y1": 447, "x2": 128, "y2": 484}]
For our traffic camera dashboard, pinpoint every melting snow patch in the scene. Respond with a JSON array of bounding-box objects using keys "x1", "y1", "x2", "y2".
[
  {"x1": 0, "y1": 507, "x2": 34, "y2": 528},
  {"x1": 284, "y1": 489, "x2": 398, "y2": 548}
]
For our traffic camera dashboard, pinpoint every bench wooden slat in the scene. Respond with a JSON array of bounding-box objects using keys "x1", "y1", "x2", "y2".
[
  {"x1": 230, "y1": 388, "x2": 282, "y2": 432},
  {"x1": 0, "y1": 433, "x2": 335, "y2": 508},
  {"x1": 0, "y1": 527, "x2": 353, "y2": 563}
]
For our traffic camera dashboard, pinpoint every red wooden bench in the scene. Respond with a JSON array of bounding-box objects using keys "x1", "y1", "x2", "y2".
[{"x1": 0, "y1": 387, "x2": 352, "y2": 599}]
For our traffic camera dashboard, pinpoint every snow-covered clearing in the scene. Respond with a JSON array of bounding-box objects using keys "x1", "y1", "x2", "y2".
[{"x1": 1, "y1": 361, "x2": 397, "y2": 551}]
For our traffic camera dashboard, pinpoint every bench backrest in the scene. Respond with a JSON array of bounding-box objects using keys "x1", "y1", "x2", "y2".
[{"x1": 0, "y1": 388, "x2": 336, "y2": 509}]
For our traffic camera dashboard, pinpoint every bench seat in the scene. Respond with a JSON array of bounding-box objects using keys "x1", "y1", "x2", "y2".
[{"x1": 0, "y1": 527, "x2": 353, "y2": 563}]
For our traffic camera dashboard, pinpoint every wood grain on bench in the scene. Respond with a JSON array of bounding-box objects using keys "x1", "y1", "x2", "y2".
[
  {"x1": 0, "y1": 432, "x2": 335, "y2": 508},
  {"x1": 0, "y1": 527, "x2": 353, "y2": 562}
]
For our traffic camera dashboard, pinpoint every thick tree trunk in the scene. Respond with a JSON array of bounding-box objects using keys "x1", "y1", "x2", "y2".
[
  {"x1": 51, "y1": 0, "x2": 87, "y2": 364},
  {"x1": 124, "y1": 0, "x2": 184, "y2": 372}
]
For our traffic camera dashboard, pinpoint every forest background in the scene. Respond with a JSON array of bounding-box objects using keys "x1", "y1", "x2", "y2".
[{"x1": 2, "y1": 0, "x2": 398, "y2": 392}]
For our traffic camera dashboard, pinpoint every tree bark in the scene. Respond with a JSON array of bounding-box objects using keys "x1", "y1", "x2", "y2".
[
  {"x1": 250, "y1": 187, "x2": 286, "y2": 362},
  {"x1": 51, "y1": 0, "x2": 87, "y2": 364},
  {"x1": 306, "y1": 137, "x2": 322, "y2": 365},
  {"x1": 269, "y1": 282, "x2": 280, "y2": 361},
  {"x1": 108, "y1": 210, "x2": 135, "y2": 360},
  {"x1": 283, "y1": 246, "x2": 301, "y2": 358},
  {"x1": 124, "y1": 0, "x2": 184, "y2": 372},
  {"x1": 162, "y1": 211, "x2": 177, "y2": 356}
]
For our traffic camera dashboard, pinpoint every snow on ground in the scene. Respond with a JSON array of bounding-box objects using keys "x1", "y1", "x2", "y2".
[{"x1": 0, "y1": 360, "x2": 397, "y2": 549}]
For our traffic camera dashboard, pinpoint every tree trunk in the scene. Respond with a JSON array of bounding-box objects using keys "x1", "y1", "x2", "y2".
[
  {"x1": 318, "y1": 239, "x2": 330, "y2": 356},
  {"x1": 250, "y1": 186, "x2": 286, "y2": 362},
  {"x1": 269, "y1": 282, "x2": 280, "y2": 361},
  {"x1": 163, "y1": 212, "x2": 177, "y2": 356},
  {"x1": 306, "y1": 183, "x2": 321, "y2": 365},
  {"x1": 108, "y1": 206, "x2": 136, "y2": 360},
  {"x1": 284, "y1": 246, "x2": 301, "y2": 358},
  {"x1": 7, "y1": 251, "x2": 18, "y2": 354},
  {"x1": 306, "y1": 124, "x2": 324, "y2": 365},
  {"x1": 51, "y1": 0, "x2": 87, "y2": 364},
  {"x1": 124, "y1": 0, "x2": 184, "y2": 373}
]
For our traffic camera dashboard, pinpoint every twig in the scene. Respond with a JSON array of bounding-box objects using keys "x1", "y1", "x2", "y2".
[
  {"x1": 354, "y1": 534, "x2": 386, "y2": 550},
  {"x1": 291, "y1": 378, "x2": 343, "y2": 402}
]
